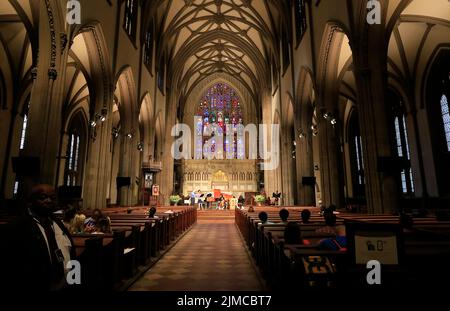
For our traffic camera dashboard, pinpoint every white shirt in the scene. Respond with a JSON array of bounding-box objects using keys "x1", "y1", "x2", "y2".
[{"x1": 34, "y1": 218, "x2": 72, "y2": 273}]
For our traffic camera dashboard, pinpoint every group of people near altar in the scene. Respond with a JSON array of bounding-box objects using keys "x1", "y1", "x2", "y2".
[{"x1": 188, "y1": 189, "x2": 245, "y2": 210}]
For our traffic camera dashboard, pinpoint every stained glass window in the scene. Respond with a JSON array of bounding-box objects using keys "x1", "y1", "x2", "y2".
[
  {"x1": 440, "y1": 94, "x2": 450, "y2": 151},
  {"x1": 295, "y1": 0, "x2": 307, "y2": 44},
  {"x1": 124, "y1": 0, "x2": 138, "y2": 40},
  {"x1": 19, "y1": 114, "x2": 28, "y2": 150},
  {"x1": 195, "y1": 83, "x2": 243, "y2": 159},
  {"x1": 391, "y1": 93, "x2": 414, "y2": 195},
  {"x1": 66, "y1": 133, "x2": 80, "y2": 186},
  {"x1": 19, "y1": 101, "x2": 30, "y2": 151},
  {"x1": 354, "y1": 135, "x2": 364, "y2": 185}
]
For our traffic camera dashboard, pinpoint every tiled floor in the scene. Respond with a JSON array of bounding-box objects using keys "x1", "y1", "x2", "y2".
[{"x1": 129, "y1": 211, "x2": 265, "y2": 291}]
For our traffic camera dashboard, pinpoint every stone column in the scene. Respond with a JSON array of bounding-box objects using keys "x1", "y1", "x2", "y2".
[
  {"x1": 280, "y1": 123, "x2": 295, "y2": 205},
  {"x1": 352, "y1": 38, "x2": 399, "y2": 214},
  {"x1": 23, "y1": 2, "x2": 66, "y2": 188},
  {"x1": 317, "y1": 111, "x2": 345, "y2": 208},
  {"x1": 160, "y1": 96, "x2": 177, "y2": 205},
  {"x1": 296, "y1": 116, "x2": 315, "y2": 206}
]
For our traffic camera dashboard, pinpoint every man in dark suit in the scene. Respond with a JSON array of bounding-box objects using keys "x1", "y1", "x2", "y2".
[{"x1": 1, "y1": 184, "x2": 75, "y2": 291}]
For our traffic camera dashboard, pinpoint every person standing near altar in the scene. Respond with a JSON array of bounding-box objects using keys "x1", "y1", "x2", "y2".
[
  {"x1": 190, "y1": 190, "x2": 196, "y2": 206},
  {"x1": 273, "y1": 190, "x2": 281, "y2": 206}
]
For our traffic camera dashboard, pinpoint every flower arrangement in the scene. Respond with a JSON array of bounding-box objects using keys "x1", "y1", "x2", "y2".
[
  {"x1": 254, "y1": 194, "x2": 266, "y2": 203},
  {"x1": 169, "y1": 195, "x2": 181, "y2": 205}
]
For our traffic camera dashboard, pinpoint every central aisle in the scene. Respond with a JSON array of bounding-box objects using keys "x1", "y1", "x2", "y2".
[{"x1": 129, "y1": 211, "x2": 265, "y2": 291}]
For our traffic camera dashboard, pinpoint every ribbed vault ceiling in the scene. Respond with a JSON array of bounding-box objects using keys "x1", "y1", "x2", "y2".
[{"x1": 155, "y1": 0, "x2": 282, "y2": 102}]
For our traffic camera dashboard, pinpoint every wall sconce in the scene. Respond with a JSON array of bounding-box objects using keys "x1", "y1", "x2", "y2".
[
  {"x1": 90, "y1": 120, "x2": 97, "y2": 128},
  {"x1": 137, "y1": 142, "x2": 144, "y2": 152},
  {"x1": 95, "y1": 113, "x2": 105, "y2": 122},
  {"x1": 126, "y1": 133, "x2": 133, "y2": 139},
  {"x1": 311, "y1": 125, "x2": 318, "y2": 136},
  {"x1": 293, "y1": 140, "x2": 297, "y2": 146},
  {"x1": 112, "y1": 127, "x2": 120, "y2": 139},
  {"x1": 324, "y1": 112, "x2": 337, "y2": 125},
  {"x1": 298, "y1": 130, "x2": 305, "y2": 139}
]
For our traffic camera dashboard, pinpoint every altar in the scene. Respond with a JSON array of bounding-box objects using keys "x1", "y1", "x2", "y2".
[{"x1": 181, "y1": 159, "x2": 258, "y2": 197}]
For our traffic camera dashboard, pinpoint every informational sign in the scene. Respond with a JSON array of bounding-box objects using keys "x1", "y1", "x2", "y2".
[
  {"x1": 354, "y1": 233, "x2": 398, "y2": 265},
  {"x1": 152, "y1": 184, "x2": 160, "y2": 196}
]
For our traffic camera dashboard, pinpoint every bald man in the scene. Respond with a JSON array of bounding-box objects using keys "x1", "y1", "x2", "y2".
[{"x1": 2, "y1": 184, "x2": 75, "y2": 291}]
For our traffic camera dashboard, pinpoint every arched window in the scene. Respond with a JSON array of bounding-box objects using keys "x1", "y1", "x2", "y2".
[
  {"x1": 388, "y1": 90, "x2": 414, "y2": 195},
  {"x1": 195, "y1": 83, "x2": 243, "y2": 159},
  {"x1": 144, "y1": 21, "x2": 154, "y2": 71},
  {"x1": 348, "y1": 109, "x2": 365, "y2": 198},
  {"x1": 14, "y1": 99, "x2": 31, "y2": 196},
  {"x1": 440, "y1": 94, "x2": 450, "y2": 151},
  {"x1": 19, "y1": 99, "x2": 30, "y2": 151},
  {"x1": 294, "y1": 0, "x2": 307, "y2": 44},
  {"x1": 124, "y1": 0, "x2": 138, "y2": 40},
  {"x1": 64, "y1": 113, "x2": 86, "y2": 187}
]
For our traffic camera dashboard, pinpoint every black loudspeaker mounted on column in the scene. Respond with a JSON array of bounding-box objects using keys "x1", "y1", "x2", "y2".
[
  {"x1": 12, "y1": 156, "x2": 40, "y2": 178},
  {"x1": 58, "y1": 186, "x2": 82, "y2": 201},
  {"x1": 116, "y1": 177, "x2": 131, "y2": 188},
  {"x1": 302, "y1": 176, "x2": 316, "y2": 186}
]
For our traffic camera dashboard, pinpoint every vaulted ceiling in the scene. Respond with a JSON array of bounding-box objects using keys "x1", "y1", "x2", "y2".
[{"x1": 152, "y1": 0, "x2": 285, "y2": 102}]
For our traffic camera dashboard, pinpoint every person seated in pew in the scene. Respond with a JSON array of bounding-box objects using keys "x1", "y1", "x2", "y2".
[
  {"x1": 97, "y1": 217, "x2": 112, "y2": 234},
  {"x1": 315, "y1": 212, "x2": 338, "y2": 236},
  {"x1": 147, "y1": 206, "x2": 159, "y2": 219},
  {"x1": 284, "y1": 222, "x2": 310, "y2": 245},
  {"x1": 258, "y1": 211, "x2": 273, "y2": 225},
  {"x1": 301, "y1": 209, "x2": 311, "y2": 224},
  {"x1": 318, "y1": 225, "x2": 347, "y2": 251},
  {"x1": 84, "y1": 208, "x2": 112, "y2": 234},
  {"x1": 279, "y1": 208, "x2": 289, "y2": 224},
  {"x1": 248, "y1": 206, "x2": 255, "y2": 212},
  {"x1": 1, "y1": 184, "x2": 75, "y2": 291},
  {"x1": 63, "y1": 205, "x2": 86, "y2": 234}
]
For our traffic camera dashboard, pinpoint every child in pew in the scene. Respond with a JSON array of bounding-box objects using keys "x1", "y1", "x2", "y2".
[
  {"x1": 84, "y1": 208, "x2": 112, "y2": 234},
  {"x1": 279, "y1": 208, "x2": 289, "y2": 224},
  {"x1": 317, "y1": 225, "x2": 347, "y2": 251}
]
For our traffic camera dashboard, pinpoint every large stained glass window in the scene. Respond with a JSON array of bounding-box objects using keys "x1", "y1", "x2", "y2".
[{"x1": 195, "y1": 83, "x2": 243, "y2": 159}]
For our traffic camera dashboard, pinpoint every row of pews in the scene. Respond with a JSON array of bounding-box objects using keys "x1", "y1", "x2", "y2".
[
  {"x1": 0, "y1": 205, "x2": 197, "y2": 290},
  {"x1": 236, "y1": 207, "x2": 450, "y2": 289}
]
